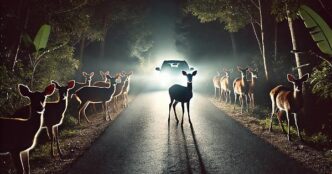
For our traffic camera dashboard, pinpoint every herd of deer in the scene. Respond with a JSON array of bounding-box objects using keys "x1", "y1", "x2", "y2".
[
  {"x1": 213, "y1": 66, "x2": 310, "y2": 142},
  {"x1": 0, "y1": 70, "x2": 133, "y2": 174}
]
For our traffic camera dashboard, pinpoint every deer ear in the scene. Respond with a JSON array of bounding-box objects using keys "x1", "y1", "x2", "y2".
[
  {"x1": 105, "y1": 71, "x2": 110, "y2": 75},
  {"x1": 182, "y1": 71, "x2": 187, "y2": 76},
  {"x1": 300, "y1": 73, "x2": 309, "y2": 82},
  {"x1": 18, "y1": 84, "x2": 31, "y2": 97},
  {"x1": 82, "y1": 72, "x2": 87, "y2": 76},
  {"x1": 44, "y1": 84, "x2": 55, "y2": 96},
  {"x1": 287, "y1": 74, "x2": 296, "y2": 82},
  {"x1": 51, "y1": 80, "x2": 61, "y2": 89},
  {"x1": 68, "y1": 80, "x2": 75, "y2": 89},
  {"x1": 192, "y1": 70, "x2": 197, "y2": 76},
  {"x1": 90, "y1": 72, "x2": 94, "y2": 77}
]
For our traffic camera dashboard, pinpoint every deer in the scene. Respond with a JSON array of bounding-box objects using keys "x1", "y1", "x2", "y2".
[
  {"x1": 70, "y1": 72, "x2": 94, "y2": 98},
  {"x1": 120, "y1": 71, "x2": 133, "y2": 108},
  {"x1": 0, "y1": 83, "x2": 55, "y2": 174},
  {"x1": 233, "y1": 66, "x2": 250, "y2": 113},
  {"x1": 169, "y1": 70, "x2": 197, "y2": 125},
  {"x1": 269, "y1": 73, "x2": 309, "y2": 141},
  {"x1": 73, "y1": 74, "x2": 119, "y2": 124},
  {"x1": 12, "y1": 80, "x2": 75, "y2": 158},
  {"x1": 220, "y1": 68, "x2": 232, "y2": 103},
  {"x1": 212, "y1": 72, "x2": 222, "y2": 100},
  {"x1": 92, "y1": 71, "x2": 110, "y2": 112},
  {"x1": 247, "y1": 68, "x2": 258, "y2": 108},
  {"x1": 112, "y1": 72, "x2": 129, "y2": 112}
]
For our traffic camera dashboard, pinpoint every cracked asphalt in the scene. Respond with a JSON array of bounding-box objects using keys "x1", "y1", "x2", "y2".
[{"x1": 66, "y1": 90, "x2": 314, "y2": 174}]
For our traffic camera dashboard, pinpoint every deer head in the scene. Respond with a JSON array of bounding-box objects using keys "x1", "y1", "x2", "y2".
[
  {"x1": 248, "y1": 68, "x2": 258, "y2": 79},
  {"x1": 51, "y1": 80, "x2": 75, "y2": 100},
  {"x1": 19, "y1": 84, "x2": 55, "y2": 112},
  {"x1": 182, "y1": 70, "x2": 197, "y2": 83},
  {"x1": 287, "y1": 74, "x2": 309, "y2": 92}
]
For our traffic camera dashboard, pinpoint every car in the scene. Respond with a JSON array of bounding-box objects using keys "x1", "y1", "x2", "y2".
[{"x1": 154, "y1": 60, "x2": 194, "y2": 87}]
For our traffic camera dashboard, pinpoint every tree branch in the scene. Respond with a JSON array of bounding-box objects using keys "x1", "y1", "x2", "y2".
[{"x1": 53, "y1": 0, "x2": 88, "y2": 15}]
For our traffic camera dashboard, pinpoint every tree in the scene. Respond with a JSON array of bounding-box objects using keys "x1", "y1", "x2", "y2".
[{"x1": 185, "y1": 0, "x2": 271, "y2": 80}]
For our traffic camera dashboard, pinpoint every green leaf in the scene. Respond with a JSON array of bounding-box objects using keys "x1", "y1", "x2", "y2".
[
  {"x1": 33, "y1": 24, "x2": 51, "y2": 51},
  {"x1": 298, "y1": 5, "x2": 332, "y2": 56}
]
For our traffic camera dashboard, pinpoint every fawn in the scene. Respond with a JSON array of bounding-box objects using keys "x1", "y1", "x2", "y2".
[
  {"x1": 220, "y1": 68, "x2": 232, "y2": 103},
  {"x1": 269, "y1": 73, "x2": 309, "y2": 141},
  {"x1": 120, "y1": 71, "x2": 133, "y2": 108},
  {"x1": 73, "y1": 74, "x2": 119, "y2": 124},
  {"x1": 12, "y1": 81, "x2": 75, "y2": 158},
  {"x1": 0, "y1": 83, "x2": 55, "y2": 174},
  {"x1": 212, "y1": 72, "x2": 222, "y2": 100},
  {"x1": 169, "y1": 70, "x2": 197, "y2": 125},
  {"x1": 233, "y1": 66, "x2": 250, "y2": 113},
  {"x1": 248, "y1": 68, "x2": 258, "y2": 108}
]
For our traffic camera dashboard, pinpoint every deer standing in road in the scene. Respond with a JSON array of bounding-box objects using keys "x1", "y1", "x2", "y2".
[
  {"x1": 168, "y1": 70, "x2": 197, "y2": 125},
  {"x1": 113, "y1": 72, "x2": 130, "y2": 112},
  {"x1": 233, "y1": 67, "x2": 249, "y2": 113},
  {"x1": 70, "y1": 72, "x2": 94, "y2": 98},
  {"x1": 248, "y1": 68, "x2": 258, "y2": 108},
  {"x1": 212, "y1": 72, "x2": 222, "y2": 100},
  {"x1": 0, "y1": 83, "x2": 55, "y2": 174},
  {"x1": 12, "y1": 81, "x2": 75, "y2": 158},
  {"x1": 73, "y1": 74, "x2": 119, "y2": 124},
  {"x1": 220, "y1": 68, "x2": 232, "y2": 103},
  {"x1": 92, "y1": 71, "x2": 110, "y2": 112},
  {"x1": 120, "y1": 71, "x2": 133, "y2": 108},
  {"x1": 269, "y1": 73, "x2": 309, "y2": 141}
]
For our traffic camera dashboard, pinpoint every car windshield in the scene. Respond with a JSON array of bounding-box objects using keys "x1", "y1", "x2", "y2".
[{"x1": 160, "y1": 61, "x2": 189, "y2": 74}]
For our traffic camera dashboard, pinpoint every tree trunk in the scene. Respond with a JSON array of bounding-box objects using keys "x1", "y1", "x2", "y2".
[
  {"x1": 99, "y1": 17, "x2": 108, "y2": 60},
  {"x1": 274, "y1": 21, "x2": 278, "y2": 62},
  {"x1": 79, "y1": 37, "x2": 85, "y2": 72},
  {"x1": 258, "y1": 0, "x2": 269, "y2": 81},
  {"x1": 287, "y1": 9, "x2": 302, "y2": 77},
  {"x1": 251, "y1": 22, "x2": 262, "y2": 56},
  {"x1": 229, "y1": 32, "x2": 237, "y2": 59}
]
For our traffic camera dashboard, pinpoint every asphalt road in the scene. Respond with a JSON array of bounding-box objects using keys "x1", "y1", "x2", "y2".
[{"x1": 66, "y1": 90, "x2": 314, "y2": 174}]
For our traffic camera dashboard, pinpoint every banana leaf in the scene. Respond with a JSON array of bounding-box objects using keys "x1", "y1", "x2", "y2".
[
  {"x1": 298, "y1": 5, "x2": 332, "y2": 56},
  {"x1": 33, "y1": 24, "x2": 51, "y2": 51}
]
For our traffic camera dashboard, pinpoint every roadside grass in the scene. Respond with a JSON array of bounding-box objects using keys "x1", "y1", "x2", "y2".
[{"x1": 217, "y1": 99, "x2": 331, "y2": 149}]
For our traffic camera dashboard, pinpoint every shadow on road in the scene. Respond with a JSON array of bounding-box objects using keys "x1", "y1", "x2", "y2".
[{"x1": 167, "y1": 118, "x2": 207, "y2": 173}]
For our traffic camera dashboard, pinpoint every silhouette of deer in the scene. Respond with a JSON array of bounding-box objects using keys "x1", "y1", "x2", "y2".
[
  {"x1": 220, "y1": 68, "x2": 232, "y2": 103},
  {"x1": 12, "y1": 80, "x2": 75, "y2": 158},
  {"x1": 70, "y1": 72, "x2": 94, "y2": 98},
  {"x1": 233, "y1": 66, "x2": 249, "y2": 113},
  {"x1": 168, "y1": 70, "x2": 197, "y2": 125},
  {"x1": 0, "y1": 83, "x2": 55, "y2": 174},
  {"x1": 269, "y1": 73, "x2": 309, "y2": 141},
  {"x1": 113, "y1": 72, "x2": 129, "y2": 112},
  {"x1": 248, "y1": 68, "x2": 258, "y2": 108},
  {"x1": 73, "y1": 74, "x2": 119, "y2": 124},
  {"x1": 212, "y1": 71, "x2": 222, "y2": 100},
  {"x1": 120, "y1": 71, "x2": 133, "y2": 108}
]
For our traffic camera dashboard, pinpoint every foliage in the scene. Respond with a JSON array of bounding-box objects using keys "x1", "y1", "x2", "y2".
[
  {"x1": 271, "y1": 0, "x2": 300, "y2": 22},
  {"x1": 298, "y1": 5, "x2": 332, "y2": 56},
  {"x1": 185, "y1": 0, "x2": 253, "y2": 32},
  {"x1": 310, "y1": 61, "x2": 332, "y2": 99}
]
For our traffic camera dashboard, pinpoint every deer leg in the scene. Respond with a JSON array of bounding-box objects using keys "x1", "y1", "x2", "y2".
[
  {"x1": 277, "y1": 111, "x2": 286, "y2": 134},
  {"x1": 12, "y1": 151, "x2": 23, "y2": 174},
  {"x1": 55, "y1": 126, "x2": 64, "y2": 158},
  {"x1": 187, "y1": 102, "x2": 192, "y2": 124},
  {"x1": 286, "y1": 110, "x2": 291, "y2": 141},
  {"x1": 245, "y1": 94, "x2": 249, "y2": 112},
  {"x1": 269, "y1": 100, "x2": 275, "y2": 132},
  {"x1": 168, "y1": 99, "x2": 174, "y2": 121},
  {"x1": 252, "y1": 94, "x2": 255, "y2": 108},
  {"x1": 82, "y1": 102, "x2": 91, "y2": 123},
  {"x1": 181, "y1": 102, "x2": 185, "y2": 126},
  {"x1": 233, "y1": 93, "x2": 237, "y2": 110},
  {"x1": 49, "y1": 126, "x2": 55, "y2": 157},
  {"x1": 173, "y1": 101, "x2": 179, "y2": 122},
  {"x1": 214, "y1": 87, "x2": 217, "y2": 99},
  {"x1": 78, "y1": 102, "x2": 86, "y2": 125},
  {"x1": 21, "y1": 150, "x2": 30, "y2": 174},
  {"x1": 293, "y1": 113, "x2": 302, "y2": 140},
  {"x1": 239, "y1": 95, "x2": 243, "y2": 114}
]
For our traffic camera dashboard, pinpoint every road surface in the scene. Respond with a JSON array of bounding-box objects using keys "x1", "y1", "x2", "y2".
[{"x1": 66, "y1": 90, "x2": 314, "y2": 174}]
